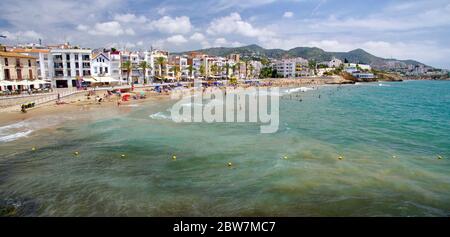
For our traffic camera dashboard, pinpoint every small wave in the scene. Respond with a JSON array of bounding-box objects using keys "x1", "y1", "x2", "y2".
[
  {"x1": 149, "y1": 112, "x2": 172, "y2": 120},
  {"x1": 125, "y1": 104, "x2": 140, "y2": 107},
  {"x1": 181, "y1": 102, "x2": 204, "y2": 107},
  {"x1": 0, "y1": 121, "x2": 27, "y2": 134},
  {"x1": 286, "y1": 87, "x2": 314, "y2": 94},
  {"x1": 0, "y1": 130, "x2": 33, "y2": 143},
  {"x1": 378, "y1": 83, "x2": 391, "y2": 87}
]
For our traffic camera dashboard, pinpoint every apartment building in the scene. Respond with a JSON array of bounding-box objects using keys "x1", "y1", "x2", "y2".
[
  {"x1": 11, "y1": 48, "x2": 51, "y2": 81},
  {"x1": 0, "y1": 50, "x2": 38, "y2": 91},
  {"x1": 273, "y1": 57, "x2": 309, "y2": 78},
  {"x1": 144, "y1": 50, "x2": 169, "y2": 79},
  {"x1": 48, "y1": 47, "x2": 92, "y2": 88}
]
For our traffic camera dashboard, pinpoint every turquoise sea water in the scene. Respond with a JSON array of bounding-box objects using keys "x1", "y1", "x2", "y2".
[{"x1": 0, "y1": 80, "x2": 449, "y2": 216}]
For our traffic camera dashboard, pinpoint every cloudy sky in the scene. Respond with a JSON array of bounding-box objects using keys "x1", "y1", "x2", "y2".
[{"x1": 1, "y1": 0, "x2": 449, "y2": 68}]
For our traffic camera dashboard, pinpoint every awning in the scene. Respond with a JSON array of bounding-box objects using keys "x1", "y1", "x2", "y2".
[
  {"x1": 33, "y1": 80, "x2": 51, "y2": 84},
  {"x1": 82, "y1": 78, "x2": 97, "y2": 83},
  {"x1": 0, "y1": 80, "x2": 17, "y2": 86},
  {"x1": 92, "y1": 76, "x2": 120, "y2": 83},
  {"x1": 15, "y1": 80, "x2": 34, "y2": 86}
]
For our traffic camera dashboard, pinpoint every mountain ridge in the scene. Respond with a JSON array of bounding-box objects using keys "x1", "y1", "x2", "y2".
[{"x1": 177, "y1": 44, "x2": 428, "y2": 69}]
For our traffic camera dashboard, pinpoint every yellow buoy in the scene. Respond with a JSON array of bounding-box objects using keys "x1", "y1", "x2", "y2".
[
  {"x1": 438, "y1": 155, "x2": 443, "y2": 160},
  {"x1": 172, "y1": 155, "x2": 177, "y2": 160},
  {"x1": 283, "y1": 156, "x2": 288, "y2": 160},
  {"x1": 228, "y1": 162, "x2": 233, "y2": 167},
  {"x1": 121, "y1": 154, "x2": 126, "y2": 158},
  {"x1": 31, "y1": 147, "x2": 36, "y2": 151},
  {"x1": 338, "y1": 156, "x2": 344, "y2": 160},
  {"x1": 392, "y1": 155, "x2": 397, "y2": 159},
  {"x1": 74, "y1": 151, "x2": 79, "y2": 156}
]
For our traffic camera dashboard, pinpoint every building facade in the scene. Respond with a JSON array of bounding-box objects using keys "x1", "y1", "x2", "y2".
[
  {"x1": 48, "y1": 48, "x2": 92, "y2": 88},
  {"x1": 0, "y1": 50, "x2": 38, "y2": 91}
]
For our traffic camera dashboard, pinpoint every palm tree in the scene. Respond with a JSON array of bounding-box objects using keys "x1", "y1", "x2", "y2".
[
  {"x1": 248, "y1": 63, "x2": 254, "y2": 79},
  {"x1": 121, "y1": 61, "x2": 132, "y2": 85},
  {"x1": 243, "y1": 59, "x2": 249, "y2": 79},
  {"x1": 233, "y1": 62, "x2": 241, "y2": 78},
  {"x1": 139, "y1": 61, "x2": 150, "y2": 84},
  {"x1": 210, "y1": 64, "x2": 218, "y2": 79},
  {"x1": 225, "y1": 63, "x2": 230, "y2": 79},
  {"x1": 187, "y1": 65, "x2": 194, "y2": 80},
  {"x1": 155, "y1": 57, "x2": 166, "y2": 81},
  {"x1": 199, "y1": 64, "x2": 206, "y2": 78},
  {"x1": 170, "y1": 65, "x2": 181, "y2": 82}
]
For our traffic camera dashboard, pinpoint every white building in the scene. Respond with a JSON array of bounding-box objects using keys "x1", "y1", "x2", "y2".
[
  {"x1": 48, "y1": 47, "x2": 92, "y2": 88},
  {"x1": 344, "y1": 63, "x2": 371, "y2": 73},
  {"x1": 11, "y1": 48, "x2": 51, "y2": 82},
  {"x1": 273, "y1": 57, "x2": 309, "y2": 78},
  {"x1": 144, "y1": 50, "x2": 169, "y2": 80},
  {"x1": 328, "y1": 57, "x2": 343, "y2": 68},
  {"x1": 91, "y1": 52, "x2": 110, "y2": 77}
]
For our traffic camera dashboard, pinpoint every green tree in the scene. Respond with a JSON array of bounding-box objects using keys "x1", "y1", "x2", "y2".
[
  {"x1": 225, "y1": 63, "x2": 230, "y2": 79},
  {"x1": 187, "y1": 65, "x2": 194, "y2": 80},
  {"x1": 121, "y1": 61, "x2": 133, "y2": 85},
  {"x1": 139, "y1": 61, "x2": 150, "y2": 84},
  {"x1": 155, "y1": 57, "x2": 166, "y2": 80},
  {"x1": 210, "y1": 64, "x2": 219, "y2": 78},
  {"x1": 199, "y1": 64, "x2": 206, "y2": 78},
  {"x1": 170, "y1": 65, "x2": 181, "y2": 81}
]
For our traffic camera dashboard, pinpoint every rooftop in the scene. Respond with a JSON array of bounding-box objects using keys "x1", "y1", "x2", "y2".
[
  {"x1": 0, "y1": 51, "x2": 37, "y2": 59},
  {"x1": 11, "y1": 48, "x2": 50, "y2": 54}
]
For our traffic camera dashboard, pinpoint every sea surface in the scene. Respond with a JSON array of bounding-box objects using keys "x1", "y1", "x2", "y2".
[{"x1": 1, "y1": 80, "x2": 449, "y2": 216}]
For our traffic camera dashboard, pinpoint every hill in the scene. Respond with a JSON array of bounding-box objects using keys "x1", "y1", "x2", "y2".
[{"x1": 178, "y1": 44, "x2": 429, "y2": 69}]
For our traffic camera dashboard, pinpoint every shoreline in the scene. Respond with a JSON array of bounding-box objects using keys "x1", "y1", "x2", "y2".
[{"x1": 0, "y1": 77, "x2": 444, "y2": 127}]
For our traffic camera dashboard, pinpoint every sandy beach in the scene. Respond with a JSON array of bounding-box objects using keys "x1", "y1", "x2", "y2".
[{"x1": 0, "y1": 76, "x2": 350, "y2": 126}]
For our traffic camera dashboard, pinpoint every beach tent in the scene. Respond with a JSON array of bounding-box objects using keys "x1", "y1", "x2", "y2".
[{"x1": 121, "y1": 93, "x2": 132, "y2": 101}]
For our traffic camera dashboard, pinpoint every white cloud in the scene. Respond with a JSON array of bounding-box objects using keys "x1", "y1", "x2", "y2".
[
  {"x1": 148, "y1": 16, "x2": 192, "y2": 34},
  {"x1": 190, "y1": 32, "x2": 205, "y2": 41},
  {"x1": 1, "y1": 30, "x2": 43, "y2": 41},
  {"x1": 283, "y1": 11, "x2": 294, "y2": 18},
  {"x1": 166, "y1": 35, "x2": 188, "y2": 45},
  {"x1": 114, "y1": 13, "x2": 147, "y2": 23},
  {"x1": 207, "y1": 12, "x2": 272, "y2": 38},
  {"x1": 213, "y1": 37, "x2": 242, "y2": 47},
  {"x1": 77, "y1": 21, "x2": 135, "y2": 36}
]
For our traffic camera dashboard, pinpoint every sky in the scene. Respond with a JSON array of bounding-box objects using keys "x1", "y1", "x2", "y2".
[{"x1": 0, "y1": 0, "x2": 449, "y2": 69}]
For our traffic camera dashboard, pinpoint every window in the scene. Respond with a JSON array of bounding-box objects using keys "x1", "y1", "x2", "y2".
[
  {"x1": 29, "y1": 69, "x2": 33, "y2": 79},
  {"x1": 75, "y1": 55, "x2": 79, "y2": 60},
  {"x1": 4, "y1": 58, "x2": 8, "y2": 66},
  {"x1": 28, "y1": 60, "x2": 31, "y2": 67},
  {"x1": 17, "y1": 69, "x2": 22, "y2": 80},
  {"x1": 4, "y1": 69, "x2": 10, "y2": 80},
  {"x1": 16, "y1": 59, "x2": 21, "y2": 67},
  {"x1": 105, "y1": 67, "x2": 108, "y2": 73},
  {"x1": 66, "y1": 54, "x2": 70, "y2": 60}
]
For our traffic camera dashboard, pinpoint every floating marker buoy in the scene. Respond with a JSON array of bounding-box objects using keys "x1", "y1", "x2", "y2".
[
  {"x1": 438, "y1": 155, "x2": 443, "y2": 160},
  {"x1": 121, "y1": 154, "x2": 126, "y2": 158},
  {"x1": 172, "y1": 155, "x2": 177, "y2": 160},
  {"x1": 32, "y1": 147, "x2": 36, "y2": 151},
  {"x1": 74, "y1": 151, "x2": 79, "y2": 156},
  {"x1": 283, "y1": 156, "x2": 288, "y2": 160},
  {"x1": 338, "y1": 156, "x2": 344, "y2": 160},
  {"x1": 392, "y1": 155, "x2": 397, "y2": 159},
  {"x1": 227, "y1": 162, "x2": 233, "y2": 167}
]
